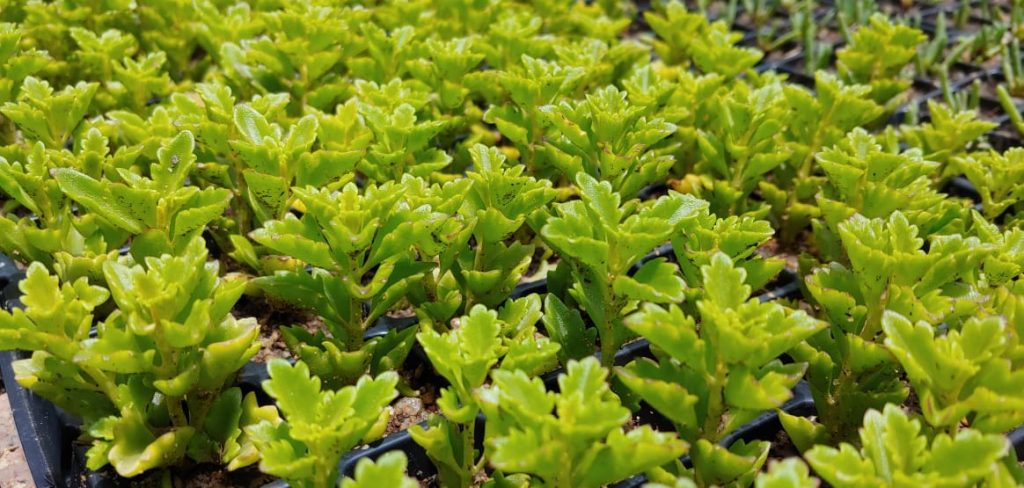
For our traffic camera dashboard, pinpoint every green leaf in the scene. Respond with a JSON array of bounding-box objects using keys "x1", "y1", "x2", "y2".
[
  {"x1": 542, "y1": 293, "x2": 596, "y2": 364},
  {"x1": 417, "y1": 304, "x2": 503, "y2": 395},
  {"x1": 702, "y1": 252, "x2": 750, "y2": 310},
  {"x1": 616, "y1": 359, "x2": 699, "y2": 429},
  {"x1": 481, "y1": 357, "x2": 684, "y2": 487},
  {"x1": 252, "y1": 359, "x2": 399, "y2": 487},
  {"x1": 234, "y1": 104, "x2": 273, "y2": 145},
  {"x1": 340, "y1": 451, "x2": 418, "y2": 488},
  {"x1": 409, "y1": 416, "x2": 470, "y2": 488},
  {"x1": 778, "y1": 410, "x2": 828, "y2": 453},
  {"x1": 612, "y1": 258, "x2": 686, "y2": 303},
  {"x1": 262, "y1": 358, "x2": 322, "y2": 425},
  {"x1": 108, "y1": 412, "x2": 194, "y2": 477},
  {"x1": 578, "y1": 427, "x2": 689, "y2": 487},
  {"x1": 576, "y1": 172, "x2": 622, "y2": 228},
  {"x1": 623, "y1": 304, "x2": 702, "y2": 368},
  {"x1": 53, "y1": 168, "x2": 153, "y2": 234},
  {"x1": 691, "y1": 439, "x2": 769, "y2": 487},
  {"x1": 755, "y1": 458, "x2": 819, "y2": 488},
  {"x1": 152, "y1": 131, "x2": 197, "y2": 191}
]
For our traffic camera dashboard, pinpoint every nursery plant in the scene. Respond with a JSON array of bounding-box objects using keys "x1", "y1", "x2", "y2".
[
  {"x1": 617, "y1": 253, "x2": 824, "y2": 486},
  {"x1": 689, "y1": 80, "x2": 792, "y2": 218},
  {"x1": 0, "y1": 236, "x2": 262, "y2": 475},
  {"x1": 757, "y1": 72, "x2": 884, "y2": 243},
  {"x1": 789, "y1": 211, "x2": 990, "y2": 444},
  {"x1": 445, "y1": 144, "x2": 556, "y2": 315},
  {"x1": 836, "y1": 13, "x2": 926, "y2": 108},
  {"x1": 228, "y1": 103, "x2": 358, "y2": 228},
  {"x1": 477, "y1": 357, "x2": 688, "y2": 487},
  {"x1": 0, "y1": 128, "x2": 133, "y2": 281},
  {"x1": 482, "y1": 55, "x2": 585, "y2": 175},
  {"x1": 1002, "y1": 40, "x2": 1024, "y2": 98},
  {"x1": 410, "y1": 299, "x2": 559, "y2": 487},
  {"x1": 54, "y1": 130, "x2": 231, "y2": 262},
  {"x1": 247, "y1": 358, "x2": 398, "y2": 488},
  {"x1": 673, "y1": 210, "x2": 786, "y2": 295},
  {"x1": 645, "y1": 1, "x2": 762, "y2": 77},
  {"x1": 341, "y1": 451, "x2": 418, "y2": 488},
  {"x1": 953, "y1": 148, "x2": 1024, "y2": 221},
  {"x1": 805, "y1": 405, "x2": 1020, "y2": 486},
  {"x1": 1, "y1": 76, "x2": 98, "y2": 149},
  {"x1": 540, "y1": 173, "x2": 705, "y2": 366},
  {"x1": 811, "y1": 128, "x2": 966, "y2": 261},
  {"x1": 883, "y1": 311, "x2": 1024, "y2": 434},
  {"x1": 899, "y1": 101, "x2": 997, "y2": 166},
  {"x1": 0, "y1": 23, "x2": 49, "y2": 142},
  {"x1": 998, "y1": 85, "x2": 1024, "y2": 138},
  {"x1": 541, "y1": 84, "x2": 678, "y2": 198},
  {"x1": 250, "y1": 179, "x2": 440, "y2": 387}
]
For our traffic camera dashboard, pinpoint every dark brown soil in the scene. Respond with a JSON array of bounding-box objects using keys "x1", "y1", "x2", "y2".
[
  {"x1": 769, "y1": 426, "x2": 800, "y2": 460},
  {"x1": 234, "y1": 295, "x2": 326, "y2": 363},
  {"x1": 906, "y1": 82, "x2": 935, "y2": 102},
  {"x1": 735, "y1": 11, "x2": 789, "y2": 30},
  {"x1": 684, "y1": 0, "x2": 730, "y2": 20},
  {"x1": 764, "y1": 44, "x2": 802, "y2": 64},
  {"x1": 623, "y1": 415, "x2": 641, "y2": 433},
  {"x1": 253, "y1": 326, "x2": 292, "y2": 363},
  {"x1": 903, "y1": 376, "x2": 921, "y2": 416},
  {"x1": 174, "y1": 464, "x2": 275, "y2": 488},
  {"x1": 521, "y1": 244, "x2": 557, "y2": 284},
  {"x1": 946, "y1": 63, "x2": 984, "y2": 84},
  {"x1": 877, "y1": 0, "x2": 952, "y2": 17}
]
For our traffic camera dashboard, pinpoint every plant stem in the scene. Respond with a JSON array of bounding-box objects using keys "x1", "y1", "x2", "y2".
[
  {"x1": 149, "y1": 307, "x2": 188, "y2": 427},
  {"x1": 82, "y1": 364, "x2": 123, "y2": 409},
  {"x1": 702, "y1": 367, "x2": 726, "y2": 443},
  {"x1": 557, "y1": 452, "x2": 574, "y2": 488},
  {"x1": 344, "y1": 295, "x2": 365, "y2": 351},
  {"x1": 599, "y1": 323, "x2": 617, "y2": 368},
  {"x1": 781, "y1": 100, "x2": 838, "y2": 243},
  {"x1": 465, "y1": 237, "x2": 487, "y2": 313},
  {"x1": 167, "y1": 397, "x2": 189, "y2": 428},
  {"x1": 462, "y1": 420, "x2": 476, "y2": 487}
]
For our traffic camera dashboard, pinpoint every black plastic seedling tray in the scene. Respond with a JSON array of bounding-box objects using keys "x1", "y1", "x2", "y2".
[
  {"x1": 0, "y1": 245, "x2": 804, "y2": 488},
  {"x1": 4, "y1": 236, "x2": 1021, "y2": 487},
  {"x1": 334, "y1": 376, "x2": 818, "y2": 488}
]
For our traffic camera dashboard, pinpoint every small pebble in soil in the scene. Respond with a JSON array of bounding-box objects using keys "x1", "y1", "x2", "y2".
[{"x1": 389, "y1": 397, "x2": 431, "y2": 434}]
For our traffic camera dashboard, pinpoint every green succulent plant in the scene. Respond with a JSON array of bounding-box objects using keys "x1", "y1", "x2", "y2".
[
  {"x1": 251, "y1": 178, "x2": 452, "y2": 386},
  {"x1": 540, "y1": 173, "x2": 706, "y2": 366},
  {"x1": 0, "y1": 236, "x2": 262, "y2": 476},
  {"x1": 247, "y1": 359, "x2": 398, "y2": 488},
  {"x1": 478, "y1": 357, "x2": 688, "y2": 488},
  {"x1": 411, "y1": 299, "x2": 559, "y2": 488},
  {"x1": 617, "y1": 253, "x2": 824, "y2": 486},
  {"x1": 805, "y1": 405, "x2": 1020, "y2": 487}
]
